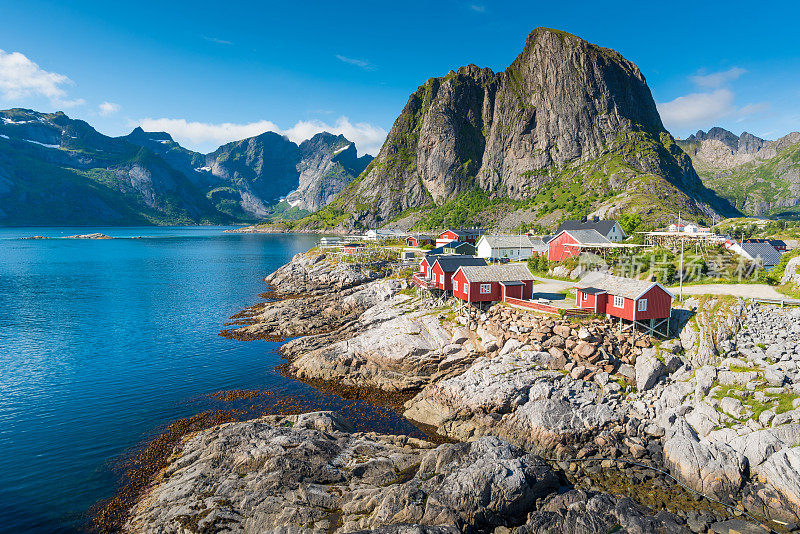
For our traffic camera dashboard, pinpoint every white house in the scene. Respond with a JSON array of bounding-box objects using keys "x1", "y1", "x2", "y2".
[{"x1": 476, "y1": 235, "x2": 548, "y2": 260}]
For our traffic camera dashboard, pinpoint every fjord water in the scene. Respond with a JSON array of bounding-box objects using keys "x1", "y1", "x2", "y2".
[{"x1": 0, "y1": 227, "x2": 419, "y2": 533}]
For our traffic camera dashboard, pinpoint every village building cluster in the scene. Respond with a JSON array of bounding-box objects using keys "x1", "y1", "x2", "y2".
[{"x1": 316, "y1": 216, "x2": 795, "y2": 336}]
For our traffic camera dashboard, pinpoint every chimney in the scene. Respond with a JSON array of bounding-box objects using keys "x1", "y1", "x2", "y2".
[
  {"x1": 581, "y1": 216, "x2": 587, "y2": 223},
  {"x1": 593, "y1": 216, "x2": 599, "y2": 222}
]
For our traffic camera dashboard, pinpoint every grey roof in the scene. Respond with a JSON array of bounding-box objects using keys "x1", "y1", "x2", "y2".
[
  {"x1": 433, "y1": 256, "x2": 487, "y2": 273},
  {"x1": 443, "y1": 241, "x2": 473, "y2": 250},
  {"x1": 739, "y1": 242, "x2": 781, "y2": 267},
  {"x1": 578, "y1": 273, "x2": 671, "y2": 300},
  {"x1": 480, "y1": 235, "x2": 548, "y2": 251},
  {"x1": 445, "y1": 228, "x2": 485, "y2": 237},
  {"x1": 458, "y1": 263, "x2": 534, "y2": 283},
  {"x1": 421, "y1": 254, "x2": 447, "y2": 264},
  {"x1": 408, "y1": 233, "x2": 434, "y2": 240},
  {"x1": 558, "y1": 229, "x2": 612, "y2": 245},
  {"x1": 557, "y1": 219, "x2": 624, "y2": 238}
]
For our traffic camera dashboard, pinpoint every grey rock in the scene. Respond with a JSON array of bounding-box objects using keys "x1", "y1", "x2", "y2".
[
  {"x1": 663, "y1": 419, "x2": 746, "y2": 502},
  {"x1": 635, "y1": 348, "x2": 666, "y2": 392},
  {"x1": 125, "y1": 412, "x2": 560, "y2": 533},
  {"x1": 511, "y1": 489, "x2": 689, "y2": 534}
]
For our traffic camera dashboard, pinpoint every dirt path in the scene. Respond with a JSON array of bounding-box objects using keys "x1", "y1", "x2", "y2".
[{"x1": 668, "y1": 283, "x2": 799, "y2": 302}]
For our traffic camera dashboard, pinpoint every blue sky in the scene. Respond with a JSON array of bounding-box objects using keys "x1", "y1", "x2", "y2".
[{"x1": 1, "y1": 0, "x2": 799, "y2": 155}]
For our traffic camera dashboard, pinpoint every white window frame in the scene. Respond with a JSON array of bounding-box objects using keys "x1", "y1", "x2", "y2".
[
  {"x1": 613, "y1": 295, "x2": 624, "y2": 308},
  {"x1": 453, "y1": 280, "x2": 459, "y2": 291},
  {"x1": 440, "y1": 274, "x2": 444, "y2": 285},
  {"x1": 637, "y1": 298, "x2": 647, "y2": 312},
  {"x1": 480, "y1": 283, "x2": 491, "y2": 294}
]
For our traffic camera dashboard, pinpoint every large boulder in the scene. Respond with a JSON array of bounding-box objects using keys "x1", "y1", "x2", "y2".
[
  {"x1": 753, "y1": 447, "x2": 800, "y2": 522},
  {"x1": 663, "y1": 419, "x2": 747, "y2": 502},
  {"x1": 404, "y1": 349, "x2": 624, "y2": 454},
  {"x1": 635, "y1": 348, "x2": 666, "y2": 391}
]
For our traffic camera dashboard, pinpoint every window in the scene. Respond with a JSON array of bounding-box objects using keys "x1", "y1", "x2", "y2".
[
  {"x1": 581, "y1": 292, "x2": 587, "y2": 302},
  {"x1": 480, "y1": 283, "x2": 491, "y2": 294},
  {"x1": 440, "y1": 274, "x2": 444, "y2": 285},
  {"x1": 613, "y1": 295, "x2": 624, "y2": 308},
  {"x1": 637, "y1": 299, "x2": 647, "y2": 312},
  {"x1": 453, "y1": 280, "x2": 459, "y2": 291}
]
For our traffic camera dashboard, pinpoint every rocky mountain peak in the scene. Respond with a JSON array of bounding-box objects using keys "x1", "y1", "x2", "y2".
[{"x1": 314, "y1": 27, "x2": 725, "y2": 230}]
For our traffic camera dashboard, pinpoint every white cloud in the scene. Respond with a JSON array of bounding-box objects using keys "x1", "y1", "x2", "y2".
[
  {"x1": 203, "y1": 36, "x2": 233, "y2": 45},
  {"x1": 283, "y1": 117, "x2": 387, "y2": 155},
  {"x1": 470, "y1": 4, "x2": 486, "y2": 12},
  {"x1": 689, "y1": 67, "x2": 747, "y2": 88},
  {"x1": 657, "y1": 88, "x2": 769, "y2": 132},
  {"x1": 135, "y1": 118, "x2": 282, "y2": 146},
  {"x1": 335, "y1": 54, "x2": 373, "y2": 70},
  {"x1": 134, "y1": 116, "x2": 387, "y2": 156},
  {"x1": 98, "y1": 101, "x2": 121, "y2": 116},
  {"x1": 658, "y1": 89, "x2": 736, "y2": 129},
  {"x1": 0, "y1": 49, "x2": 84, "y2": 107}
]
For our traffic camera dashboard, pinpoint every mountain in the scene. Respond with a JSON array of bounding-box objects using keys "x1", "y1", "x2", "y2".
[
  {"x1": 677, "y1": 128, "x2": 800, "y2": 218},
  {"x1": 287, "y1": 133, "x2": 372, "y2": 212},
  {"x1": 294, "y1": 28, "x2": 736, "y2": 232},
  {"x1": 0, "y1": 109, "x2": 371, "y2": 226}
]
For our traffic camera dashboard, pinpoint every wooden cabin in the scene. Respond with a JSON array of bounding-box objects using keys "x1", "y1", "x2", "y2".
[
  {"x1": 437, "y1": 228, "x2": 485, "y2": 247},
  {"x1": 547, "y1": 229, "x2": 611, "y2": 262},
  {"x1": 452, "y1": 264, "x2": 535, "y2": 303},
  {"x1": 342, "y1": 242, "x2": 365, "y2": 254},
  {"x1": 429, "y1": 256, "x2": 487, "y2": 291},
  {"x1": 576, "y1": 274, "x2": 673, "y2": 321},
  {"x1": 407, "y1": 234, "x2": 434, "y2": 247}
]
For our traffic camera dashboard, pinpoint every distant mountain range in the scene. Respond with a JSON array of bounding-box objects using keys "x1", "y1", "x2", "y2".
[
  {"x1": 7, "y1": 28, "x2": 800, "y2": 230},
  {"x1": 676, "y1": 128, "x2": 800, "y2": 218},
  {"x1": 0, "y1": 108, "x2": 371, "y2": 226},
  {"x1": 285, "y1": 27, "x2": 738, "y2": 232}
]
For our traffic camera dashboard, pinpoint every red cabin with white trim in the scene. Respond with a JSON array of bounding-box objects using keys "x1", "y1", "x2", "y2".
[
  {"x1": 430, "y1": 256, "x2": 487, "y2": 291},
  {"x1": 547, "y1": 229, "x2": 611, "y2": 262},
  {"x1": 437, "y1": 228, "x2": 484, "y2": 247},
  {"x1": 576, "y1": 274, "x2": 673, "y2": 320},
  {"x1": 452, "y1": 264, "x2": 535, "y2": 303},
  {"x1": 407, "y1": 234, "x2": 434, "y2": 247},
  {"x1": 342, "y1": 243, "x2": 365, "y2": 254}
]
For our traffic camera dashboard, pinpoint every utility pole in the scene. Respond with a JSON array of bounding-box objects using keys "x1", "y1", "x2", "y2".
[{"x1": 679, "y1": 236, "x2": 684, "y2": 301}]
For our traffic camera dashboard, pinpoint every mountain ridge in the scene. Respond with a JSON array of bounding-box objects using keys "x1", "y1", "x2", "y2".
[
  {"x1": 677, "y1": 127, "x2": 800, "y2": 217},
  {"x1": 0, "y1": 108, "x2": 371, "y2": 226},
  {"x1": 289, "y1": 27, "x2": 737, "y2": 232}
]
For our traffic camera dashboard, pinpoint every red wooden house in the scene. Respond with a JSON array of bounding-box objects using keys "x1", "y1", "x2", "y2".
[
  {"x1": 342, "y1": 242, "x2": 365, "y2": 254},
  {"x1": 576, "y1": 274, "x2": 673, "y2": 327},
  {"x1": 429, "y1": 256, "x2": 487, "y2": 291},
  {"x1": 437, "y1": 228, "x2": 485, "y2": 247},
  {"x1": 548, "y1": 229, "x2": 611, "y2": 262},
  {"x1": 452, "y1": 264, "x2": 535, "y2": 303},
  {"x1": 418, "y1": 255, "x2": 445, "y2": 278},
  {"x1": 407, "y1": 234, "x2": 434, "y2": 247}
]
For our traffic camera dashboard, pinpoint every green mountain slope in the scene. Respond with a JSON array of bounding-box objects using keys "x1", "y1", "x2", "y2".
[{"x1": 677, "y1": 128, "x2": 800, "y2": 218}]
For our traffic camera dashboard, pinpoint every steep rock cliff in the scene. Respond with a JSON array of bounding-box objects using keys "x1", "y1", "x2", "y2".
[{"x1": 308, "y1": 28, "x2": 734, "y2": 230}]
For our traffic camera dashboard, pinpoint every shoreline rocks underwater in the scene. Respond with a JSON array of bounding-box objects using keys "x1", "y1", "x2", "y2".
[{"x1": 114, "y1": 250, "x2": 800, "y2": 533}]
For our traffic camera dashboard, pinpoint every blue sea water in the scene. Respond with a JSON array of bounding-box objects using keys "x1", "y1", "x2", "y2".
[{"x1": 0, "y1": 227, "x2": 422, "y2": 533}]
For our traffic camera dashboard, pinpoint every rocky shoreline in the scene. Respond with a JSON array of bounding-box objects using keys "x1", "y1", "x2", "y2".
[{"x1": 124, "y1": 250, "x2": 800, "y2": 533}]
